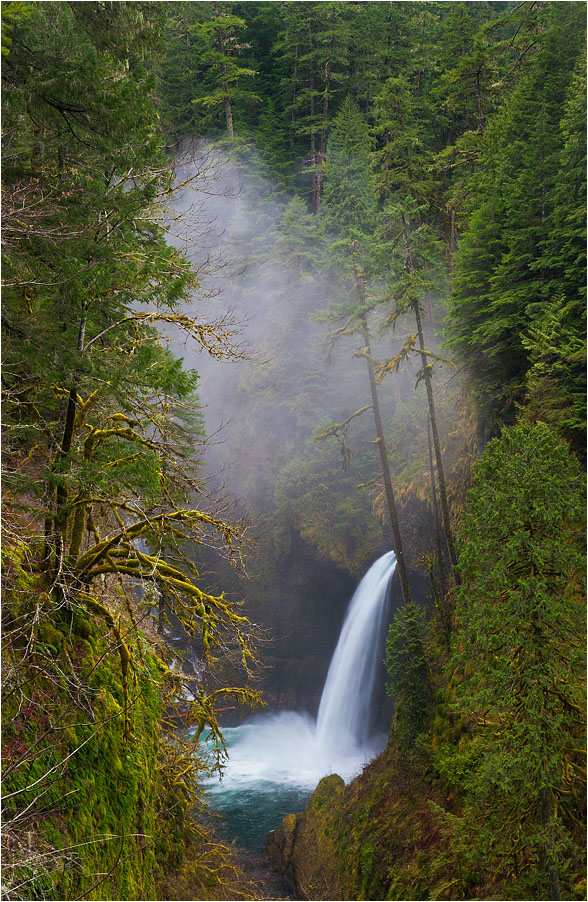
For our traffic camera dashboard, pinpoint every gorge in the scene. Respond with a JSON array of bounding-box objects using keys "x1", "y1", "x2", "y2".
[
  {"x1": 2, "y1": 3, "x2": 586, "y2": 901},
  {"x1": 204, "y1": 551, "x2": 397, "y2": 852}
]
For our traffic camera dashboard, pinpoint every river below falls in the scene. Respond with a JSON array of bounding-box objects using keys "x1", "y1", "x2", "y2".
[{"x1": 201, "y1": 710, "x2": 386, "y2": 852}]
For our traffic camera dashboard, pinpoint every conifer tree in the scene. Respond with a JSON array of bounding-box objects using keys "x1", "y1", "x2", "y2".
[
  {"x1": 190, "y1": 2, "x2": 257, "y2": 138},
  {"x1": 524, "y1": 46, "x2": 587, "y2": 453},
  {"x1": 320, "y1": 98, "x2": 412, "y2": 606},
  {"x1": 372, "y1": 67, "x2": 459, "y2": 586},
  {"x1": 447, "y1": 5, "x2": 586, "y2": 439},
  {"x1": 450, "y1": 424, "x2": 586, "y2": 899},
  {"x1": 274, "y1": 1, "x2": 349, "y2": 210},
  {"x1": 2, "y1": 0, "x2": 257, "y2": 732}
]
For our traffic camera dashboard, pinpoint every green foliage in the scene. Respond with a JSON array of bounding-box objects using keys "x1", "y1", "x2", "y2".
[
  {"x1": 1, "y1": 1, "x2": 31, "y2": 56},
  {"x1": 274, "y1": 423, "x2": 585, "y2": 902},
  {"x1": 447, "y1": 5, "x2": 587, "y2": 441},
  {"x1": 373, "y1": 74, "x2": 435, "y2": 207},
  {"x1": 446, "y1": 423, "x2": 586, "y2": 898},
  {"x1": 1, "y1": 529, "x2": 261, "y2": 900},
  {"x1": 1, "y1": 573, "x2": 161, "y2": 900},
  {"x1": 322, "y1": 96, "x2": 378, "y2": 247},
  {"x1": 3, "y1": 6, "x2": 587, "y2": 899},
  {"x1": 2, "y1": 4, "x2": 259, "y2": 897},
  {"x1": 272, "y1": 1, "x2": 351, "y2": 207},
  {"x1": 275, "y1": 195, "x2": 324, "y2": 277},
  {"x1": 273, "y1": 743, "x2": 451, "y2": 902},
  {"x1": 189, "y1": 2, "x2": 258, "y2": 137},
  {"x1": 520, "y1": 295, "x2": 587, "y2": 444},
  {"x1": 385, "y1": 601, "x2": 432, "y2": 748}
]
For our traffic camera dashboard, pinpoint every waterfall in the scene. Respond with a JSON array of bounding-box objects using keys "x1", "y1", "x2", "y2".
[
  {"x1": 203, "y1": 550, "x2": 397, "y2": 797},
  {"x1": 315, "y1": 550, "x2": 396, "y2": 757}
]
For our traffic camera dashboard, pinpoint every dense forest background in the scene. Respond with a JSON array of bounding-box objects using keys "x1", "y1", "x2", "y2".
[{"x1": 2, "y1": 2, "x2": 586, "y2": 901}]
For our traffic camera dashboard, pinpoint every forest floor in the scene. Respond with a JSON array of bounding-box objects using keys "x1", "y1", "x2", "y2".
[{"x1": 229, "y1": 845, "x2": 294, "y2": 901}]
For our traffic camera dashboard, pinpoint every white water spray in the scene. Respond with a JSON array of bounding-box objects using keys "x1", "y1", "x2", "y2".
[
  {"x1": 205, "y1": 551, "x2": 397, "y2": 791},
  {"x1": 316, "y1": 550, "x2": 396, "y2": 757}
]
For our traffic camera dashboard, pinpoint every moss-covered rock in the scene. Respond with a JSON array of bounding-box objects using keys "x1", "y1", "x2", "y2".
[
  {"x1": 266, "y1": 773, "x2": 346, "y2": 900},
  {"x1": 1, "y1": 573, "x2": 174, "y2": 902},
  {"x1": 266, "y1": 811, "x2": 298, "y2": 874},
  {"x1": 266, "y1": 749, "x2": 453, "y2": 901}
]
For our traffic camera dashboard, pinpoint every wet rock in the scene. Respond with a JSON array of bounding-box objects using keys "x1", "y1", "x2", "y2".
[
  {"x1": 265, "y1": 775, "x2": 346, "y2": 900},
  {"x1": 265, "y1": 811, "x2": 298, "y2": 874}
]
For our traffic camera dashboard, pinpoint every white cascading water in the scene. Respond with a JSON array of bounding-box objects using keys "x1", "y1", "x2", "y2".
[
  {"x1": 315, "y1": 549, "x2": 396, "y2": 758},
  {"x1": 203, "y1": 551, "x2": 397, "y2": 794}
]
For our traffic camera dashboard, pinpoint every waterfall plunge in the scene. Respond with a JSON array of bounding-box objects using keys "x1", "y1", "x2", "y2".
[
  {"x1": 316, "y1": 550, "x2": 396, "y2": 758},
  {"x1": 204, "y1": 551, "x2": 396, "y2": 791}
]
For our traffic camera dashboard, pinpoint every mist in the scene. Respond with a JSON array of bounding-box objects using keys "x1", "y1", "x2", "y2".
[
  {"x1": 157, "y1": 138, "x2": 457, "y2": 709},
  {"x1": 162, "y1": 140, "x2": 422, "y2": 519}
]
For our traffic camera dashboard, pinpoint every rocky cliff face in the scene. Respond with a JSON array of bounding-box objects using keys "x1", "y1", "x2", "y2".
[
  {"x1": 266, "y1": 774, "x2": 347, "y2": 901},
  {"x1": 265, "y1": 745, "x2": 450, "y2": 902}
]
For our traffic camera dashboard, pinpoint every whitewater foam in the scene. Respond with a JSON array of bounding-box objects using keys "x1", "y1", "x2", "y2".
[{"x1": 205, "y1": 551, "x2": 396, "y2": 793}]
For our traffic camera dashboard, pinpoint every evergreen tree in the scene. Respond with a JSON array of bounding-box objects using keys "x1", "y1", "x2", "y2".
[
  {"x1": 274, "y1": 1, "x2": 350, "y2": 210},
  {"x1": 320, "y1": 98, "x2": 412, "y2": 606},
  {"x1": 344, "y1": 2, "x2": 408, "y2": 113},
  {"x1": 190, "y1": 1, "x2": 257, "y2": 138},
  {"x1": 524, "y1": 46, "x2": 587, "y2": 452},
  {"x1": 449, "y1": 424, "x2": 586, "y2": 899},
  {"x1": 157, "y1": 3, "x2": 208, "y2": 136},
  {"x1": 2, "y1": 0, "x2": 256, "y2": 731},
  {"x1": 2, "y1": 3, "x2": 264, "y2": 896},
  {"x1": 436, "y1": 3, "x2": 502, "y2": 135},
  {"x1": 385, "y1": 599, "x2": 431, "y2": 748},
  {"x1": 447, "y1": 5, "x2": 586, "y2": 439},
  {"x1": 372, "y1": 62, "x2": 459, "y2": 588}
]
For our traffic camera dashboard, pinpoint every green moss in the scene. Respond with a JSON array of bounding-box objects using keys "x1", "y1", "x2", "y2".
[
  {"x1": 360, "y1": 842, "x2": 377, "y2": 896},
  {"x1": 2, "y1": 603, "x2": 165, "y2": 901},
  {"x1": 278, "y1": 746, "x2": 453, "y2": 901},
  {"x1": 308, "y1": 772, "x2": 345, "y2": 811},
  {"x1": 72, "y1": 614, "x2": 92, "y2": 639}
]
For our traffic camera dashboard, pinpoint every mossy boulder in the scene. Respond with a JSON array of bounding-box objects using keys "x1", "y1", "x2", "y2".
[
  {"x1": 266, "y1": 774, "x2": 346, "y2": 899},
  {"x1": 266, "y1": 811, "x2": 298, "y2": 873},
  {"x1": 266, "y1": 749, "x2": 456, "y2": 901}
]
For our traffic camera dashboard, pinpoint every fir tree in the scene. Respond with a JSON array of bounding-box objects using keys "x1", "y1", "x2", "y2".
[
  {"x1": 2, "y1": 0, "x2": 257, "y2": 734},
  {"x1": 449, "y1": 424, "x2": 586, "y2": 899},
  {"x1": 447, "y1": 5, "x2": 586, "y2": 438},
  {"x1": 189, "y1": 1, "x2": 257, "y2": 139},
  {"x1": 320, "y1": 98, "x2": 412, "y2": 606}
]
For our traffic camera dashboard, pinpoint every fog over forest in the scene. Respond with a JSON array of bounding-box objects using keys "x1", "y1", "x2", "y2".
[
  {"x1": 164, "y1": 140, "x2": 449, "y2": 525},
  {"x1": 2, "y1": 3, "x2": 585, "y2": 900}
]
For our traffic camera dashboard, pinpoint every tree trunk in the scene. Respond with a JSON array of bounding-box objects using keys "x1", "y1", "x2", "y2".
[
  {"x1": 541, "y1": 787, "x2": 561, "y2": 901},
  {"x1": 360, "y1": 312, "x2": 412, "y2": 606},
  {"x1": 223, "y1": 76, "x2": 234, "y2": 139},
  {"x1": 214, "y1": 6, "x2": 234, "y2": 139},
  {"x1": 401, "y1": 213, "x2": 460, "y2": 585},
  {"x1": 476, "y1": 68, "x2": 484, "y2": 132},
  {"x1": 51, "y1": 304, "x2": 88, "y2": 593},
  {"x1": 52, "y1": 385, "x2": 78, "y2": 594},
  {"x1": 316, "y1": 56, "x2": 330, "y2": 212},
  {"x1": 291, "y1": 43, "x2": 298, "y2": 141},
  {"x1": 427, "y1": 419, "x2": 451, "y2": 641},
  {"x1": 316, "y1": 9, "x2": 334, "y2": 213},
  {"x1": 449, "y1": 207, "x2": 455, "y2": 276}
]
